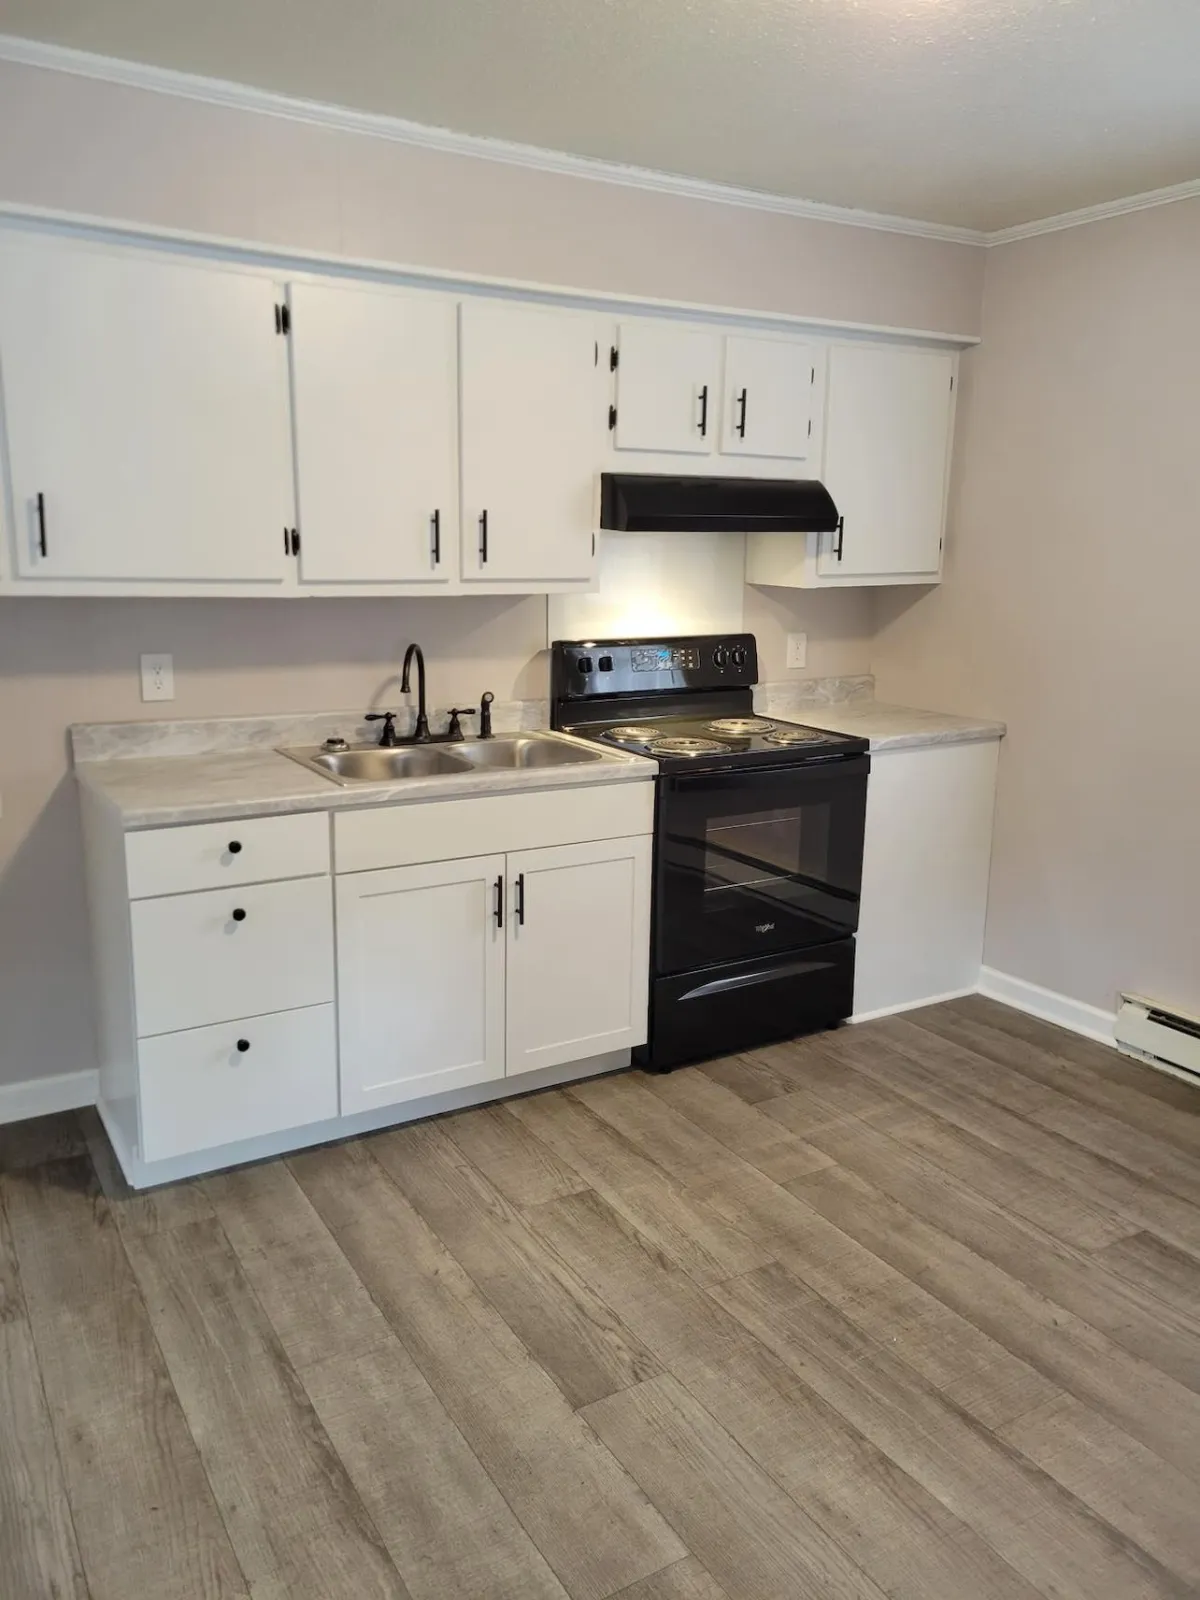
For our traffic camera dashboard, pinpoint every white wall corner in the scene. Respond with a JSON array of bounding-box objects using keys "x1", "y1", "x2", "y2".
[
  {"x1": 0, "y1": 1069, "x2": 98, "y2": 1126},
  {"x1": 978, "y1": 967, "x2": 1117, "y2": 1047}
]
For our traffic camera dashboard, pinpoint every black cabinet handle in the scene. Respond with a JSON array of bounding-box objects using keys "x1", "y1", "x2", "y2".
[
  {"x1": 35, "y1": 492, "x2": 47, "y2": 558},
  {"x1": 231, "y1": 907, "x2": 247, "y2": 923},
  {"x1": 431, "y1": 509, "x2": 441, "y2": 566},
  {"x1": 736, "y1": 388, "x2": 748, "y2": 439},
  {"x1": 494, "y1": 873, "x2": 504, "y2": 929},
  {"x1": 227, "y1": 840, "x2": 243, "y2": 855},
  {"x1": 698, "y1": 385, "x2": 709, "y2": 437},
  {"x1": 834, "y1": 516, "x2": 845, "y2": 562},
  {"x1": 479, "y1": 509, "x2": 489, "y2": 565},
  {"x1": 236, "y1": 1038, "x2": 250, "y2": 1054},
  {"x1": 515, "y1": 872, "x2": 526, "y2": 926}
]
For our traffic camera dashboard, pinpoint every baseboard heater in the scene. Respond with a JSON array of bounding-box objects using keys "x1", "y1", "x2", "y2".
[{"x1": 1114, "y1": 993, "x2": 1200, "y2": 1087}]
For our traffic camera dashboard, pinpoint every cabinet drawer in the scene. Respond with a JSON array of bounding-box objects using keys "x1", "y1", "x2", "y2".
[
  {"x1": 126, "y1": 811, "x2": 330, "y2": 899},
  {"x1": 131, "y1": 875, "x2": 334, "y2": 1036},
  {"x1": 139, "y1": 1003, "x2": 337, "y2": 1162},
  {"x1": 335, "y1": 781, "x2": 654, "y2": 874}
]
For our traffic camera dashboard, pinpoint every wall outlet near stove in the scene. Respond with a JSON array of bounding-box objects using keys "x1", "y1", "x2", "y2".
[
  {"x1": 786, "y1": 632, "x2": 808, "y2": 670},
  {"x1": 140, "y1": 653, "x2": 175, "y2": 702}
]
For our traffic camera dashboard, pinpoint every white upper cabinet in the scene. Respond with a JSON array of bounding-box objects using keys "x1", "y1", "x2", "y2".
[
  {"x1": 0, "y1": 236, "x2": 292, "y2": 584},
  {"x1": 817, "y1": 343, "x2": 956, "y2": 579},
  {"x1": 745, "y1": 340, "x2": 957, "y2": 588},
  {"x1": 459, "y1": 299, "x2": 598, "y2": 585},
  {"x1": 289, "y1": 281, "x2": 458, "y2": 585},
  {"x1": 720, "y1": 335, "x2": 818, "y2": 462},
  {"x1": 612, "y1": 321, "x2": 720, "y2": 455}
]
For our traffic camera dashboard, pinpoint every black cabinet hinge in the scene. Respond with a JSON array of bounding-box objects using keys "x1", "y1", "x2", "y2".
[
  {"x1": 610, "y1": 346, "x2": 619, "y2": 371},
  {"x1": 950, "y1": 373, "x2": 955, "y2": 391},
  {"x1": 275, "y1": 302, "x2": 291, "y2": 335},
  {"x1": 284, "y1": 527, "x2": 300, "y2": 556},
  {"x1": 811, "y1": 366, "x2": 815, "y2": 383},
  {"x1": 608, "y1": 405, "x2": 618, "y2": 430}
]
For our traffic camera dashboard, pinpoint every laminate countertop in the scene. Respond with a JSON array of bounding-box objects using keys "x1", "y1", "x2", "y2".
[
  {"x1": 75, "y1": 737, "x2": 656, "y2": 830},
  {"x1": 756, "y1": 691, "x2": 1005, "y2": 752}
]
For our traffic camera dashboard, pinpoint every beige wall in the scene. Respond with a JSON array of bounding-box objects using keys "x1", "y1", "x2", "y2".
[
  {"x1": 0, "y1": 59, "x2": 967, "y2": 1091},
  {"x1": 873, "y1": 197, "x2": 1200, "y2": 1016}
]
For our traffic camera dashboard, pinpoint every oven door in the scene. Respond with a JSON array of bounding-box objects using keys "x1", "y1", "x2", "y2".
[{"x1": 655, "y1": 755, "x2": 868, "y2": 975}]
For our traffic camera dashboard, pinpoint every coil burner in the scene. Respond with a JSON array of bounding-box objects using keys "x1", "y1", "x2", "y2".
[
  {"x1": 646, "y1": 736, "x2": 731, "y2": 758},
  {"x1": 706, "y1": 717, "x2": 777, "y2": 736},
  {"x1": 762, "y1": 727, "x2": 827, "y2": 746}
]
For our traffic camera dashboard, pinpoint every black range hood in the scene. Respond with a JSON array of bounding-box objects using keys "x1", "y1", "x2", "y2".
[{"x1": 600, "y1": 473, "x2": 840, "y2": 534}]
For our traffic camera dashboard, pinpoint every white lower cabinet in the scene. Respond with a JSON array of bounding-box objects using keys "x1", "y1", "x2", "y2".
[
  {"x1": 336, "y1": 854, "x2": 507, "y2": 1114},
  {"x1": 506, "y1": 837, "x2": 652, "y2": 1076},
  {"x1": 853, "y1": 740, "x2": 999, "y2": 1019},
  {"x1": 83, "y1": 785, "x2": 654, "y2": 1185},
  {"x1": 130, "y1": 874, "x2": 335, "y2": 1036},
  {"x1": 337, "y1": 833, "x2": 653, "y2": 1112},
  {"x1": 139, "y1": 1004, "x2": 338, "y2": 1163}
]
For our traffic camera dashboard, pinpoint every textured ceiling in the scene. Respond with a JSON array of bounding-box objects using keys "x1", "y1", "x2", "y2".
[{"x1": 2, "y1": 0, "x2": 1199, "y2": 230}]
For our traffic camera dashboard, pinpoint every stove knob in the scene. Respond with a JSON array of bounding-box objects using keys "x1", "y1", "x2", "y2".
[
  {"x1": 576, "y1": 655, "x2": 594, "y2": 675},
  {"x1": 712, "y1": 645, "x2": 729, "y2": 669},
  {"x1": 730, "y1": 645, "x2": 748, "y2": 669}
]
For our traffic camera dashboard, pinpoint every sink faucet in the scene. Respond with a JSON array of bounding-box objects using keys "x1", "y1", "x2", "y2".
[{"x1": 401, "y1": 643, "x2": 431, "y2": 743}]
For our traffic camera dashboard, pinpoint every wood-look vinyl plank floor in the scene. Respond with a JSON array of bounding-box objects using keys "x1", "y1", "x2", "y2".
[{"x1": 3, "y1": 997, "x2": 1200, "y2": 1599}]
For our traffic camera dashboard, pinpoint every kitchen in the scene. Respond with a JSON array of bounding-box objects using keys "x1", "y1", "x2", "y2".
[{"x1": 1, "y1": 6, "x2": 1199, "y2": 1599}]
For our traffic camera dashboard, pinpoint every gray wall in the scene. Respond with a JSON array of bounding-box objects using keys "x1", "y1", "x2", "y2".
[{"x1": 874, "y1": 197, "x2": 1200, "y2": 1016}]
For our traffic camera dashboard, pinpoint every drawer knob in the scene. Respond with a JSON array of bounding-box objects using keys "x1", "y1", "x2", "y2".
[
  {"x1": 227, "y1": 840, "x2": 243, "y2": 855},
  {"x1": 236, "y1": 1038, "x2": 250, "y2": 1053},
  {"x1": 231, "y1": 907, "x2": 247, "y2": 923}
]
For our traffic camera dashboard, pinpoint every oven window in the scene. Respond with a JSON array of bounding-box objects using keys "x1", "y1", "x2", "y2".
[
  {"x1": 655, "y1": 761, "x2": 868, "y2": 975},
  {"x1": 704, "y1": 805, "x2": 831, "y2": 892}
]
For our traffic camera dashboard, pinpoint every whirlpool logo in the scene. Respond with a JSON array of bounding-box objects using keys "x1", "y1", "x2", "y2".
[{"x1": 755, "y1": 922, "x2": 776, "y2": 934}]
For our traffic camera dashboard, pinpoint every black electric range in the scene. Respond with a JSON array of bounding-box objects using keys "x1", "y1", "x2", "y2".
[{"x1": 550, "y1": 633, "x2": 870, "y2": 1070}]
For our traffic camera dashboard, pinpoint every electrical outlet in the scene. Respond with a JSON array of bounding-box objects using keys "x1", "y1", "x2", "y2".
[
  {"x1": 786, "y1": 632, "x2": 808, "y2": 670},
  {"x1": 140, "y1": 653, "x2": 175, "y2": 702}
]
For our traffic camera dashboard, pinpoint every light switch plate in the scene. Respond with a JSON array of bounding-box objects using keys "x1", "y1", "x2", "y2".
[
  {"x1": 786, "y1": 632, "x2": 808, "y2": 670},
  {"x1": 140, "y1": 653, "x2": 175, "y2": 702}
]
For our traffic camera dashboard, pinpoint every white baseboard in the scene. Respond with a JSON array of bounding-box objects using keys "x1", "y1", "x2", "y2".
[
  {"x1": 0, "y1": 1069, "x2": 98, "y2": 1126},
  {"x1": 978, "y1": 967, "x2": 1117, "y2": 1047},
  {"x1": 850, "y1": 986, "x2": 978, "y2": 1025}
]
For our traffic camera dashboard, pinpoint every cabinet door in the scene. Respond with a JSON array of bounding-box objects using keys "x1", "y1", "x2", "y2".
[
  {"x1": 289, "y1": 281, "x2": 458, "y2": 584},
  {"x1": 0, "y1": 236, "x2": 292, "y2": 583},
  {"x1": 853, "y1": 742, "x2": 998, "y2": 1018},
  {"x1": 337, "y1": 855, "x2": 506, "y2": 1113},
  {"x1": 459, "y1": 299, "x2": 597, "y2": 583},
  {"x1": 818, "y1": 344, "x2": 955, "y2": 579},
  {"x1": 613, "y1": 321, "x2": 719, "y2": 454},
  {"x1": 721, "y1": 335, "x2": 817, "y2": 461},
  {"x1": 506, "y1": 836, "x2": 651, "y2": 1076}
]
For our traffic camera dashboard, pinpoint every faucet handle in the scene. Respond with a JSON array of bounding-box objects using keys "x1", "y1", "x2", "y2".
[
  {"x1": 445, "y1": 707, "x2": 477, "y2": 741},
  {"x1": 365, "y1": 711, "x2": 400, "y2": 747}
]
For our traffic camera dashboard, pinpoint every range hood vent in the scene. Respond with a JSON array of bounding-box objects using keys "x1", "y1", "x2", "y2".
[{"x1": 600, "y1": 473, "x2": 840, "y2": 534}]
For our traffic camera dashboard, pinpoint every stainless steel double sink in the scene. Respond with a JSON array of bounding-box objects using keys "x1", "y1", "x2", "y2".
[{"x1": 279, "y1": 732, "x2": 606, "y2": 787}]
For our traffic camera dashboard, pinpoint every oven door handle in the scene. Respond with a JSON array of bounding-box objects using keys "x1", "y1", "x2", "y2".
[
  {"x1": 677, "y1": 952, "x2": 842, "y2": 1002},
  {"x1": 663, "y1": 752, "x2": 870, "y2": 795}
]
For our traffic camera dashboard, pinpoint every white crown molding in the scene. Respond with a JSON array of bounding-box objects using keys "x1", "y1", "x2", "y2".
[
  {"x1": 5, "y1": 33, "x2": 1195, "y2": 253},
  {"x1": 0, "y1": 32, "x2": 986, "y2": 246},
  {"x1": 985, "y1": 177, "x2": 1200, "y2": 246}
]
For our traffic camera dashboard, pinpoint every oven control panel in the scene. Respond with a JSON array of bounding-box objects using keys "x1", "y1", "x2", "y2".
[{"x1": 550, "y1": 634, "x2": 759, "y2": 699}]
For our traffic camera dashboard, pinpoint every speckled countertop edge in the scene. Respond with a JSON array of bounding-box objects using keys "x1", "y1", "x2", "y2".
[{"x1": 75, "y1": 735, "x2": 657, "y2": 829}]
